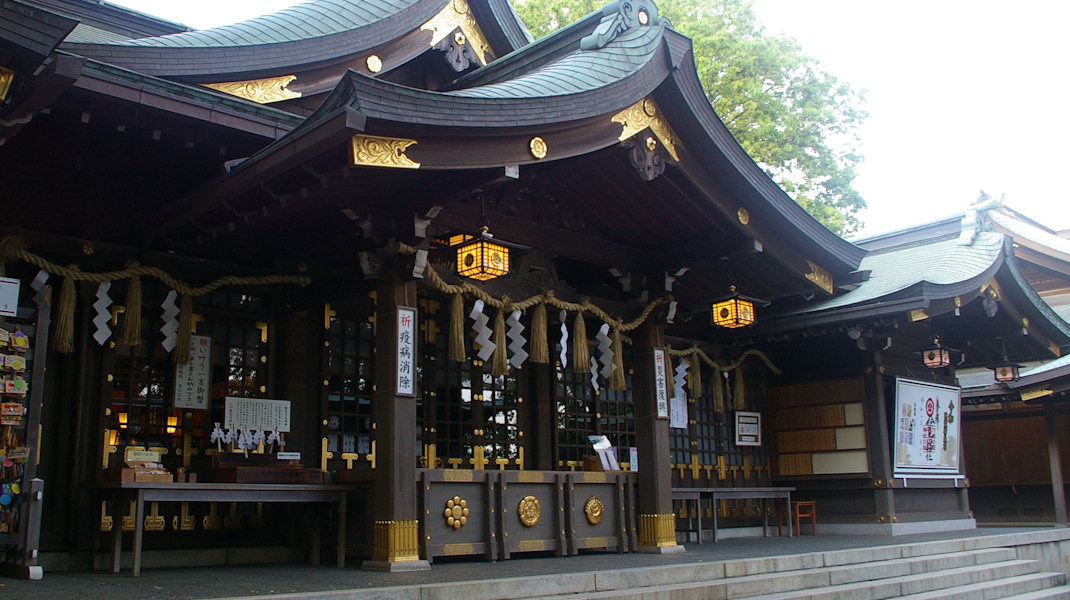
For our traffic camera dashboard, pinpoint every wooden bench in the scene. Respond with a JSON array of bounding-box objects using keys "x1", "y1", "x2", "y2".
[
  {"x1": 98, "y1": 482, "x2": 348, "y2": 577},
  {"x1": 672, "y1": 486, "x2": 795, "y2": 543}
]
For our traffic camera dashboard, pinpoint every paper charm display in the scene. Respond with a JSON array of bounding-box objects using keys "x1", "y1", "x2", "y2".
[
  {"x1": 91, "y1": 281, "x2": 113, "y2": 345},
  {"x1": 558, "y1": 310, "x2": 569, "y2": 368},
  {"x1": 160, "y1": 290, "x2": 179, "y2": 352},
  {"x1": 506, "y1": 309, "x2": 528, "y2": 368},
  {"x1": 469, "y1": 299, "x2": 495, "y2": 361}
]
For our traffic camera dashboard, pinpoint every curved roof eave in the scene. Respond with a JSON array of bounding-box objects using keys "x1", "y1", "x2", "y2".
[
  {"x1": 656, "y1": 29, "x2": 864, "y2": 273},
  {"x1": 58, "y1": 0, "x2": 448, "y2": 79}
]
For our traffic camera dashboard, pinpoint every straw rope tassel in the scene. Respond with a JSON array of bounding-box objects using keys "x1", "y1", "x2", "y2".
[
  {"x1": 572, "y1": 312, "x2": 589, "y2": 371},
  {"x1": 491, "y1": 307, "x2": 508, "y2": 376},
  {"x1": 713, "y1": 368, "x2": 725, "y2": 413},
  {"x1": 687, "y1": 353, "x2": 703, "y2": 398},
  {"x1": 51, "y1": 267, "x2": 78, "y2": 353},
  {"x1": 733, "y1": 367, "x2": 746, "y2": 410},
  {"x1": 609, "y1": 327, "x2": 626, "y2": 391},
  {"x1": 122, "y1": 268, "x2": 142, "y2": 346},
  {"x1": 175, "y1": 294, "x2": 193, "y2": 364},
  {"x1": 448, "y1": 293, "x2": 465, "y2": 362},
  {"x1": 530, "y1": 302, "x2": 548, "y2": 364}
]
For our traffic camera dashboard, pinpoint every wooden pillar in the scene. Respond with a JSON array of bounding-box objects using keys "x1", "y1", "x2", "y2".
[
  {"x1": 363, "y1": 257, "x2": 430, "y2": 571},
  {"x1": 864, "y1": 364, "x2": 896, "y2": 523},
  {"x1": 529, "y1": 363, "x2": 554, "y2": 471},
  {"x1": 632, "y1": 319, "x2": 683, "y2": 553},
  {"x1": 1044, "y1": 400, "x2": 1068, "y2": 526}
]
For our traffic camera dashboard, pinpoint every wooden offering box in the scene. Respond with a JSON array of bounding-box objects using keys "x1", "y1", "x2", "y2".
[
  {"x1": 107, "y1": 449, "x2": 173, "y2": 483},
  {"x1": 212, "y1": 453, "x2": 324, "y2": 484}
]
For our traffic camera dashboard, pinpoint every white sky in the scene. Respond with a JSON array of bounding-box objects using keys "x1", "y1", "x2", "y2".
[{"x1": 108, "y1": 0, "x2": 1070, "y2": 237}]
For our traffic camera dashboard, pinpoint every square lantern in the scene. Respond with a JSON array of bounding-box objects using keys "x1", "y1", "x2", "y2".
[
  {"x1": 990, "y1": 358, "x2": 1023, "y2": 383},
  {"x1": 456, "y1": 232, "x2": 510, "y2": 281},
  {"x1": 711, "y1": 286, "x2": 760, "y2": 329},
  {"x1": 922, "y1": 345, "x2": 950, "y2": 368}
]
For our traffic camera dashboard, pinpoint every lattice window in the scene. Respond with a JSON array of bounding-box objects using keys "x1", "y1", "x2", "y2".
[{"x1": 323, "y1": 300, "x2": 374, "y2": 458}]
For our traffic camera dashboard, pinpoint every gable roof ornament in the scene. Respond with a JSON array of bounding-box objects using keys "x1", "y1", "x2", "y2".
[
  {"x1": 580, "y1": 0, "x2": 661, "y2": 51},
  {"x1": 422, "y1": 0, "x2": 494, "y2": 66},
  {"x1": 958, "y1": 190, "x2": 1003, "y2": 246}
]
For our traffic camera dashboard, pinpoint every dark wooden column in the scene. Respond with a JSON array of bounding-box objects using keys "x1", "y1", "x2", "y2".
[
  {"x1": 363, "y1": 257, "x2": 430, "y2": 571},
  {"x1": 864, "y1": 362, "x2": 896, "y2": 523},
  {"x1": 632, "y1": 318, "x2": 683, "y2": 553},
  {"x1": 529, "y1": 362, "x2": 555, "y2": 471},
  {"x1": 1044, "y1": 399, "x2": 1068, "y2": 525}
]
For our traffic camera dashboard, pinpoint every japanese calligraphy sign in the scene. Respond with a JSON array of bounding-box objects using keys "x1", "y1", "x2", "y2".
[
  {"x1": 174, "y1": 335, "x2": 212, "y2": 410},
  {"x1": 653, "y1": 348, "x2": 669, "y2": 419},
  {"x1": 893, "y1": 378, "x2": 961, "y2": 477},
  {"x1": 396, "y1": 306, "x2": 417, "y2": 397},
  {"x1": 224, "y1": 397, "x2": 291, "y2": 432}
]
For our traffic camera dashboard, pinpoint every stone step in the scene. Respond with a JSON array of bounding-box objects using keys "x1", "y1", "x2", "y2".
[
  {"x1": 893, "y1": 572, "x2": 1067, "y2": 600},
  {"x1": 517, "y1": 555, "x2": 1055, "y2": 600},
  {"x1": 1005, "y1": 586, "x2": 1070, "y2": 600},
  {"x1": 724, "y1": 548, "x2": 1020, "y2": 597}
]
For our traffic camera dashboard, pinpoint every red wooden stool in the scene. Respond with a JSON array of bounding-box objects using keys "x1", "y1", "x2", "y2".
[{"x1": 777, "y1": 500, "x2": 818, "y2": 536}]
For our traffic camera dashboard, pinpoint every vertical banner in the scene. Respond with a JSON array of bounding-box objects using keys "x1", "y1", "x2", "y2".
[
  {"x1": 396, "y1": 306, "x2": 417, "y2": 397},
  {"x1": 893, "y1": 378, "x2": 961, "y2": 477},
  {"x1": 735, "y1": 411, "x2": 761, "y2": 446},
  {"x1": 670, "y1": 390, "x2": 688, "y2": 429},
  {"x1": 653, "y1": 348, "x2": 669, "y2": 419},
  {"x1": 174, "y1": 334, "x2": 212, "y2": 410}
]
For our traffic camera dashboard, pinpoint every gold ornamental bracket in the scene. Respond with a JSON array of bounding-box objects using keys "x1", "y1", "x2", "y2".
[
  {"x1": 421, "y1": 0, "x2": 493, "y2": 65},
  {"x1": 0, "y1": 66, "x2": 13, "y2": 102},
  {"x1": 612, "y1": 98, "x2": 680, "y2": 162},
  {"x1": 804, "y1": 260, "x2": 834, "y2": 295},
  {"x1": 350, "y1": 134, "x2": 421, "y2": 169},
  {"x1": 203, "y1": 75, "x2": 301, "y2": 104}
]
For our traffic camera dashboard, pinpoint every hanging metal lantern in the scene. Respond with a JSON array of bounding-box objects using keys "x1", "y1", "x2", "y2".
[
  {"x1": 922, "y1": 336, "x2": 951, "y2": 368},
  {"x1": 989, "y1": 339, "x2": 1022, "y2": 382},
  {"x1": 711, "y1": 286, "x2": 756, "y2": 328},
  {"x1": 456, "y1": 228, "x2": 510, "y2": 281}
]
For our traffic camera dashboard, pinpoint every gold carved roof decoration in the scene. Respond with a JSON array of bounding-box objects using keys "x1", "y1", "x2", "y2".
[
  {"x1": 350, "y1": 134, "x2": 421, "y2": 169},
  {"x1": 0, "y1": 66, "x2": 13, "y2": 101},
  {"x1": 202, "y1": 75, "x2": 301, "y2": 104},
  {"x1": 612, "y1": 98, "x2": 680, "y2": 161},
  {"x1": 422, "y1": 0, "x2": 493, "y2": 65},
  {"x1": 804, "y1": 260, "x2": 834, "y2": 295}
]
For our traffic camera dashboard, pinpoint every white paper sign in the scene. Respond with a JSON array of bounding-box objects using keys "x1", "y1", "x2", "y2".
[
  {"x1": 224, "y1": 397, "x2": 291, "y2": 432},
  {"x1": 174, "y1": 335, "x2": 212, "y2": 410},
  {"x1": 670, "y1": 390, "x2": 688, "y2": 429},
  {"x1": 0, "y1": 277, "x2": 20, "y2": 317},
  {"x1": 735, "y1": 411, "x2": 762, "y2": 446},
  {"x1": 894, "y1": 378, "x2": 961, "y2": 476},
  {"x1": 396, "y1": 307, "x2": 417, "y2": 396},
  {"x1": 653, "y1": 348, "x2": 669, "y2": 419}
]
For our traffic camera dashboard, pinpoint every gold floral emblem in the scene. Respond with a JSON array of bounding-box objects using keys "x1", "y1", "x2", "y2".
[
  {"x1": 444, "y1": 496, "x2": 469, "y2": 529},
  {"x1": 584, "y1": 496, "x2": 604, "y2": 525},
  {"x1": 529, "y1": 137, "x2": 548, "y2": 159},
  {"x1": 366, "y1": 55, "x2": 383, "y2": 73},
  {"x1": 518, "y1": 495, "x2": 540, "y2": 527}
]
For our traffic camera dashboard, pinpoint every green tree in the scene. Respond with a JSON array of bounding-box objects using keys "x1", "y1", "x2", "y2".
[{"x1": 511, "y1": 0, "x2": 868, "y2": 236}]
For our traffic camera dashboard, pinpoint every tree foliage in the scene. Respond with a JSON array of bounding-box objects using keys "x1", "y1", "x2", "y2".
[{"x1": 511, "y1": 0, "x2": 868, "y2": 236}]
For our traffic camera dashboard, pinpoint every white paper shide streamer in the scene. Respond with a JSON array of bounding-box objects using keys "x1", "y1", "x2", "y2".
[
  {"x1": 558, "y1": 309, "x2": 569, "y2": 368},
  {"x1": 589, "y1": 356, "x2": 600, "y2": 393},
  {"x1": 596, "y1": 323, "x2": 614, "y2": 379},
  {"x1": 506, "y1": 309, "x2": 528, "y2": 368},
  {"x1": 160, "y1": 290, "x2": 179, "y2": 352},
  {"x1": 470, "y1": 299, "x2": 495, "y2": 361},
  {"x1": 92, "y1": 281, "x2": 113, "y2": 345},
  {"x1": 671, "y1": 358, "x2": 689, "y2": 429}
]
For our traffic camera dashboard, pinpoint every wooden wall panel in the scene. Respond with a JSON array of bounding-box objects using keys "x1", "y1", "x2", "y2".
[{"x1": 769, "y1": 377, "x2": 868, "y2": 477}]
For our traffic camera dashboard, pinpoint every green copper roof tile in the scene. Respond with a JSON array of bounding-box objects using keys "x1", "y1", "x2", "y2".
[
  {"x1": 449, "y1": 24, "x2": 663, "y2": 99},
  {"x1": 108, "y1": 0, "x2": 421, "y2": 47}
]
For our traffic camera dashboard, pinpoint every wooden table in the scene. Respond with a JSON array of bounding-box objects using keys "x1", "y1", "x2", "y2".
[
  {"x1": 98, "y1": 482, "x2": 348, "y2": 576},
  {"x1": 672, "y1": 486, "x2": 795, "y2": 543}
]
